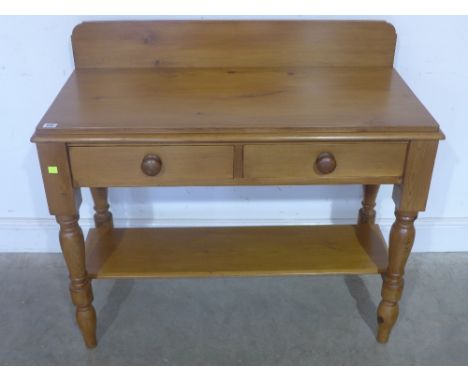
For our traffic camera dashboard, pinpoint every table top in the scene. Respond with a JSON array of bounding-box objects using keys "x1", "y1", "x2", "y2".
[
  {"x1": 32, "y1": 67, "x2": 442, "y2": 143},
  {"x1": 31, "y1": 20, "x2": 445, "y2": 143}
]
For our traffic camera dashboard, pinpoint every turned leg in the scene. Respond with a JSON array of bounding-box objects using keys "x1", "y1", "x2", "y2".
[
  {"x1": 56, "y1": 215, "x2": 97, "y2": 348},
  {"x1": 377, "y1": 210, "x2": 417, "y2": 343},
  {"x1": 90, "y1": 187, "x2": 113, "y2": 229},
  {"x1": 358, "y1": 185, "x2": 380, "y2": 224}
]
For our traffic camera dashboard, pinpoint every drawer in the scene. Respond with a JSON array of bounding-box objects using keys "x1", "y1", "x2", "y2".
[
  {"x1": 69, "y1": 145, "x2": 234, "y2": 186},
  {"x1": 243, "y1": 142, "x2": 407, "y2": 183}
]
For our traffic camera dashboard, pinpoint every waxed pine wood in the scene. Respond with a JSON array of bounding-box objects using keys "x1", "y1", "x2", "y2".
[
  {"x1": 32, "y1": 68, "x2": 441, "y2": 144},
  {"x1": 36, "y1": 143, "x2": 81, "y2": 215},
  {"x1": 377, "y1": 211, "x2": 418, "y2": 343},
  {"x1": 85, "y1": 225, "x2": 388, "y2": 278},
  {"x1": 71, "y1": 20, "x2": 397, "y2": 69},
  {"x1": 358, "y1": 185, "x2": 380, "y2": 224},
  {"x1": 243, "y1": 142, "x2": 407, "y2": 182},
  {"x1": 36, "y1": 142, "x2": 97, "y2": 347},
  {"x1": 56, "y1": 215, "x2": 97, "y2": 348},
  {"x1": 90, "y1": 188, "x2": 113, "y2": 229},
  {"x1": 69, "y1": 145, "x2": 234, "y2": 186},
  {"x1": 392, "y1": 140, "x2": 439, "y2": 211},
  {"x1": 378, "y1": 141, "x2": 439, "y2": 342},
  {"x1": 31, "y1": 20, "x2": 445, "y2": 348},
  {"x1": 69, "y1": 142, "x2": 407, "y2": 187}
]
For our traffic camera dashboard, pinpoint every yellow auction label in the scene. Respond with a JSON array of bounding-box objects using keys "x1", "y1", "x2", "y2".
[{"x1": 48, "y1": 166, "x2": 58, "y2": 174}]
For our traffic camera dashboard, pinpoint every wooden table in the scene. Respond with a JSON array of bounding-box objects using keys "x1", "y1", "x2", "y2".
[{"x1": 31, "y1": 20, "x2": 444, "y2": 348}]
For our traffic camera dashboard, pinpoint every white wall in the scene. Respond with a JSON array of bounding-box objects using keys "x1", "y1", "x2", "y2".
[{"x1": 0, "y1": 16, "x2": 467, "y2": 253}]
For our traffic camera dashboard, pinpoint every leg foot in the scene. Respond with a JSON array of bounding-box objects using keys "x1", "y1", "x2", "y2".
[
  {"x1": 57, "y1": 215, "x2": 97, "y2": 348},
  {"x1": 70, "y1": 277, "x2": 97, "y2": 348},
  {"x1": 377, "y1": 210, "x2": 417, "y2": 343},
  {"x1": 377, "y1": 296, "x2": 399, "y2": 343}
]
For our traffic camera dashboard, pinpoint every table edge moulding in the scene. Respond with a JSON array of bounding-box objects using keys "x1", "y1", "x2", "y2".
[{"x1": 31, "y1": 20, "x2": 445, "y2": 348}]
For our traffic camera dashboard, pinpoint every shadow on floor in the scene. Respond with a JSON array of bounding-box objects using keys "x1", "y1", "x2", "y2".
[
  {"x1": 97, "y1": 279, "x2": 135, "y2": 341},
  {"x1": 344, "y1": 275, "x2": 377, "y2": 336}
]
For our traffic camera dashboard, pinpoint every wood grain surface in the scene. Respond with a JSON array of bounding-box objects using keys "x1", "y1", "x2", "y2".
[
  {"x1": 85, "y1": 225, "x2": 388, "y2": 278},
  {"x1": 31, "y1": 20, "x2": 445, "y2": 347},
  {"x1": 243, "y1": 142, "x2": 407, "y2": 181},
  {"x1": 69, "y1": 144, "x2": 234, "y2": 186},
  {"x1": 32, "y1": 67, "x2": 440, "y2": 143},
  {"x1": 72, "y1": 20, "x2": 396, "y2": 69}
]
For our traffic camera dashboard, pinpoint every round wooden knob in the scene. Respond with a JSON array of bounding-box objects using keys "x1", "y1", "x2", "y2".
[
  {"x1": 315, "y1": 152, "x2": 336, "y2": 174},
  {"x1": 141, "y1": 154, "x2": 162, "y2": 176}
]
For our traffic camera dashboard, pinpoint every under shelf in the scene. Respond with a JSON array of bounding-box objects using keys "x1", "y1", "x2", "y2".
[{"x1": 85, "y1": 225, "x2": 388, "y2": 279}]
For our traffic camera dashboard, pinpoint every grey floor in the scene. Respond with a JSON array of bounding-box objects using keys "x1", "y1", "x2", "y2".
[{"x1": 0, "y1": 252, "x2": 467, "y2": 365}]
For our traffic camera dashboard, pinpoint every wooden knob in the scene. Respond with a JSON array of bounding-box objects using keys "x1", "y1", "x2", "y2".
[
  {"x1": 141, "y1": 154, "x2": 162, "y2": 176},
  {"x1": 315, "y1": 152, "x2": 336, "y2": 174}
]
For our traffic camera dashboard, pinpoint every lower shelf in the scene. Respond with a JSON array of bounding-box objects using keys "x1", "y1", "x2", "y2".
[{"x1": 85, "y1": 225, "x2": 388, "y2": 279}]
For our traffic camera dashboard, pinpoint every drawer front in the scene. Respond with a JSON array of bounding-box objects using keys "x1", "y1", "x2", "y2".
[
  {"x1": 70, "y1": 145, "x2": 234, "y2": 186},
  {"x1": 243, "y1": 142, "x2": 407, "y2": 183}
]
